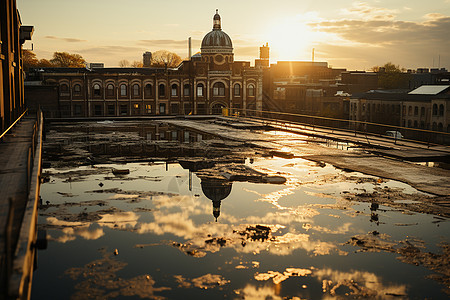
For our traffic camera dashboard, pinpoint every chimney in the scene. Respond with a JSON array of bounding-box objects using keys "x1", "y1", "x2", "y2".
[{"x1": 188, "y1": 37, "x2": 192, "y2": 60}]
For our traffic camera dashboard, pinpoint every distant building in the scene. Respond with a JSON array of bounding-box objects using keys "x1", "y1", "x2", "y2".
[
  {"x1": 263, "y1": 61, "x2": 348, "y2": 117},
  {"x1": 25, "y1": 10, "x2": 262, "y2": 118},
  {"x1": 1, "y1": 0, "x2": 33, "y2": 134},
  {"x1": 89, "y1": 63, "x2": 104, "y2": 69},
  {"x1": 350, "y1": 85, "x2": 450, "y2": 137},
  {"x1": 255, "y1": 43, "x2": 270, "y2": 69}
]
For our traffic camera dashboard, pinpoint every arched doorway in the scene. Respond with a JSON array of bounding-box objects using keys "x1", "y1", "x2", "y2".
[{"x1": 211, "y1": 103, "x2": 226, "y2": 115}]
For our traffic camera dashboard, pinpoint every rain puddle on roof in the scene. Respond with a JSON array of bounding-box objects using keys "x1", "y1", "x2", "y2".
[{"x1": 33, "y1": 156, "x2": 449, "y2": 299}]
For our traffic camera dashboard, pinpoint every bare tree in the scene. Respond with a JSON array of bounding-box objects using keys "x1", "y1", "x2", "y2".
[
  {"x1": 151, "y1": 50, "x2": 182, "y2": 68},
  {"x1": 131, "y1": 60, "x2": 143, "y2": 68},
  {"x1": 119, "y1": 59, "x2": 130, "y2": 67}
]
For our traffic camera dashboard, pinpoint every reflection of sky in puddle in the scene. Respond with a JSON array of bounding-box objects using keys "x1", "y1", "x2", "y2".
[{"x1": 33, "y1": 158, "x2": 449, "y2": 299}]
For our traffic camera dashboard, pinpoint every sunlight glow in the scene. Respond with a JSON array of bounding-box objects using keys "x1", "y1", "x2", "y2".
[{"x1": 267, "y1": 16, "x2": 318, "y2": 61}]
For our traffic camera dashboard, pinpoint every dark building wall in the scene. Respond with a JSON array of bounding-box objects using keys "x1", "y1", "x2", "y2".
[{"x1": 1, "y1": 0, "x2": 31, "y2": 134}]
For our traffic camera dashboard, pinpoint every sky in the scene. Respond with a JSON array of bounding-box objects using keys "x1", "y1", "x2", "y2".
[{"x1": 17, "y1": 0, "x2": 450, "y2": 70}]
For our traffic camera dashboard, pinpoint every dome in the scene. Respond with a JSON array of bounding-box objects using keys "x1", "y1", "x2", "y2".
[
  {"x1": 201, "y1": 10, "x2": 233, "y2": 53},
  {"x1": 201, "y1": 179, "x2": 232, "y2": 202}
]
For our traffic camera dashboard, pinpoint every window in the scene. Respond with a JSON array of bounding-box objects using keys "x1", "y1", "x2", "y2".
[
  {"x1": 107, "y1": 105, "x2": 115, "y2": 115},
  {"x1": 438, "y1": 123, "x2": 443, "y2": 131},
  {"x1": 439, "y1": 104, "x2": 444, "y2": 116},
  {"x1": 408, "y1": 120, "x2": 412, "y2": 127},
  {"x1": 197, "y1": 83, "x2": 204, "y2": 97},
  {"x1": 60, "y1": 83, "x2": 69, "y2": 95},
  {"x1": 432, "y1": 104, "x2": 438, "y2": 115},
  {"x1": 93, "y1": 84, "x2": 101, "y2": 96},
  {"x1": 234, "y1": 83, "x2": 241, "y2": 96},
  {"x1": 248, "y1": 84, "x2": 255, "y2": 96},
  {"x1": 159, "y1": 103, "x2": 166, "y2": 114},
  {"x1": 107, "y1": 84, "x2": 114, "y2": 97},
  {"x1": 120, "y1": 84, "x2": 127, "y2": 96},
  {"x1": 171, "y1": 84, "x2": 178, "y2": 96},
  {"x1": 120, "y1": 104, "x2": 128, "y2": 115},
  {"x1": 171, "y1": 131, "x2": 178, "y2": 140},
  {"x1": 73, "y1": 84, "x2": 81, "y2": 96},
  {"x1": 74, "y1": 104, "x2": 82, "y2": 116},
  {"x1": 184, "y1": 84, "x2": 190, "y2": 96},
  {"x1": 414, "y1": 120, "x2": 418, "y2": 128},
  {"x1": 144, "y1": 84, "x2": 152, "y2": 98},
  {"x1": 133, "y1": 84, "x2": 140, "y2": 97},
  {"x1": 421, "y1": 107, "x2": 425, "y2": 116},
  {"x1": 408, "y1": 106, "x2": 412, "y2": 116},
  {"x1": 94, "y1": 104, "x2": 102, "y2": 116},
  {"x1": 159, "y1": 84, "x2": 166, "y2": 97},
  {"x1": 145, "y1": 104, "x2": 152, "y2": 114},
  {"x1": 60, "y1": 83, "x2": 69, "y2": 92},
  {"x1": 414, "y1": 106, "x2": 418, "y2": 116},
  {"x1": 213, "y1": 82, "x2": 225, "y2": 96},
  {"x1": 133, "y1": 103, "x2": 140, "y2": 115}
]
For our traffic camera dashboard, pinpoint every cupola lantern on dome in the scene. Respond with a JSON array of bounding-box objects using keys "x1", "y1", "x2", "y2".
[{"x1": 213, "y1": 9, "x2": 221, "y2": 30}]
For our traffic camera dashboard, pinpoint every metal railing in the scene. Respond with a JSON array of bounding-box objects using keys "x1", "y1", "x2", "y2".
[
  {"x1": 226, "y1": 108, "x2": 450, "y2": 146},
  {"x1": 2, "y1": 108, "x2": 43, "y2": 299},
  {"x1": 0, "y1": 109, "x2": 28, "y2": 141}
]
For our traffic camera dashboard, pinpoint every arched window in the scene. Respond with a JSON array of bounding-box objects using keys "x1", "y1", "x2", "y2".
[
  {"x1": 414, "y1": 120, "x2": 418, "y2": 128},
  {"x1": 171, "y1": 84, "x2": 178, "y2": 96},
  {"x1": 106, "y1": 84, "x2": 114, "y2": 97},
  {"x1": 159, "y1": 84, "x2": 166, "y2": 97},
  {"x1": 197, "y1": 83, "x2": 204, "y2": 97},
  {"x1": 421, "y1": 107, "x2": 425, "y2": 116},
  {"x1": 439, "y1": 104, "x2": 444, "y2": 116},
  {"x1": 234, "y1": 83, "x2": 241, "y2": 96},
  {"x1": 432, "y1": 122, "x2": 437, "y2": 131},
  {"x1": 120, "y1": 84, "x2": 127, "y2": 96},
  {"x1": 432, "y1": 104, "x2": 438, "y2": 115},
  {"x1": 408, "y1": 106, "x2": 412, "y2": 116},
  {"x1": 438, "y1": 123, "x2": 443, "y2": 131},
  {"x1": 93, "y1": 84, "x2": 101, "y2": 96},
  {"x1": 73, "y1": 84, "x2": 81, "y2": 96},
  {"x1": 60, "y1": 83, "x2": 69, "y2": 93},
  {"x1": 184, "y1": 84, "x2": 190, "y2": 96},
  {"x1": 133, "y1": 84, "x2": 140, "y2": 97},
  {"x1": 414, "y1": 106, "x2": 418, "y2": 116},
  {"x1": 144, "y1": 84, "x2": 152, "y2": 98},
  {"x1": 213, "y1": 82, "x2": 225, "y2": 96},
  {"x1": 248, "y1": 84, "x2": 255, "y2": 96}
]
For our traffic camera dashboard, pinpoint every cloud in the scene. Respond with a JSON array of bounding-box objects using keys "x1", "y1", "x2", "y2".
[
  {"x1": 306, "y1": 10, "x2": 450, "y2": 69},
  {"x1": 45, "y1": 35, "x2": 87, "y2": 43},
  {"x1": 341, "y1": 2, "x2": 398, "y2": 20},
  {"x1": 78, "y1": 45, "x2": 145, "y2": 56},
  {"x1": 137, "y1": 39, "x2": 201, "y2": 50}
]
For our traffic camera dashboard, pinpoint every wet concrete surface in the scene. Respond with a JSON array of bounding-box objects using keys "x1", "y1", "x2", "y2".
[{"x1": 32, "y1": 120, "x2": 449, "y2": 299}]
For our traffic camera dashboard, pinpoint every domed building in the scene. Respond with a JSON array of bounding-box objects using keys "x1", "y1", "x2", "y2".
[
  {"x1": 200, "y1": 10, "x2": 234, "y2": 64},
  {"x1": 27, "y1": 10, "x2": 263, "y2": 117}
]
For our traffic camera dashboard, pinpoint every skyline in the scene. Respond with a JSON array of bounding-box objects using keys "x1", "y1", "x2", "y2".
[{"x1": 17, "y1": 0, "x2": 450, "y2": 70}]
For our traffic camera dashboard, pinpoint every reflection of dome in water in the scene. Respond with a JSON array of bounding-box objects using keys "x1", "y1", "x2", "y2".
[
  {"x1": 201, "y1": 179, "x2": 232, "y2": 201},
  {"x1": 201, "y1": 179, "x2": 232, "y2": 222}
]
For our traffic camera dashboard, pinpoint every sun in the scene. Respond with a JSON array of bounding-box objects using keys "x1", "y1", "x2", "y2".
[{"x1": 266, "y1": 17, "x2": 317, "y2": 62}]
